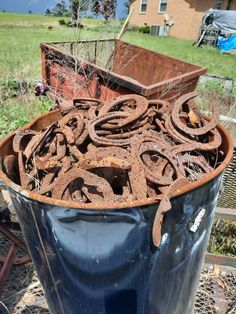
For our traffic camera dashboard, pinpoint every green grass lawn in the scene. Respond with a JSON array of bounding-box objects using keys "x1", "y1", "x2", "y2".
[
  {"x1": 0, "y1": 14, "x2": 93, "y2": 80},
  {"x1": 0, "y1": 12, "x2": 235, "y2": 81}
]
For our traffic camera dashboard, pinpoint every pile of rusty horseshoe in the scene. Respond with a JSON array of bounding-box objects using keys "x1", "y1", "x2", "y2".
[{"x1": 3, "y1": 91, "x2": 223, "y2": 246}]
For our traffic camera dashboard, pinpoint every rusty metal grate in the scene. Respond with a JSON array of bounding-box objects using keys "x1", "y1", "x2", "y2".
[
  {"x1": 0, "y1": 229, "x2": 26, "y2": 260},
  {"x1": 193, "y1": 266, "x2": 236, "y2": 314},
  {"x1": 0, "y1": 263, "x2": 48, "y2": 314}
]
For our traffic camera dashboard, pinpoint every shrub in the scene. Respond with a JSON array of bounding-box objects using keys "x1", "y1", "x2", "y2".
[
  {"x1": 139, "y1": 24, "x2": 150, "y2": 34},
  {"x1": 66, "y1": 21, "x2": 84, "y2": 28},
  {"x1": 0, "y1": 79, "x2": 32, "y2": 101},
  {"x1": 59, "y1": 19, "x2": 66, "y2": 25}
]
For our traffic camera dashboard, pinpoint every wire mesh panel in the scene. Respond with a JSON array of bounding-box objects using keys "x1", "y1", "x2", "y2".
[
  {"x1": 193, "y1": 266, "x2": 236, "y2": 314},
  {"x1": 50, "y1": 40, "x2": 116, "y2": 70},
  {"x1": 1, "y1": 241, "x2": 236, "y2": 314},
  {"x1": 218, "y1": 147, "x2": 236, "y2": 209}
]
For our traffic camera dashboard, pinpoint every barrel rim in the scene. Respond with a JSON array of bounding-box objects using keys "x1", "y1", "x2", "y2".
[{"x1": 0, "y1": 109, "x2": 234, "y2": 210}]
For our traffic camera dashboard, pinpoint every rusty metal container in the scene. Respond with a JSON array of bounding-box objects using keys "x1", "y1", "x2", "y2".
[
  {"x1": 0, "y1": 111, "x2": 233, "y2": 314},
  {"x1": 41, "y1": 39, "x2": 207, "y2": 102}
]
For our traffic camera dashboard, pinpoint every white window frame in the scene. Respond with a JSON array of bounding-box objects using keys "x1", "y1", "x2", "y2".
[
  {"x1": 158, "y1": 0, "x2": 168, "y2": 13},
  {"x1": 139, "y1": 0, "x2": 147, "y2": 14}
]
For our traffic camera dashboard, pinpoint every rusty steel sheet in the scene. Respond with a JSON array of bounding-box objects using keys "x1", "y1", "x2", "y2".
[{"x1": 2, "y1": 93, "x2": 225, "y2": 247}]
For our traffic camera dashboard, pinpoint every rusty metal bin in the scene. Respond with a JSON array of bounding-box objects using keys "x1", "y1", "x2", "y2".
[
  {"x1": 41, "y1": 39, "x2": 206, "y2": 102},
  {"x1": 0, "y1": 111, "x2": 233, "y2": 314}
]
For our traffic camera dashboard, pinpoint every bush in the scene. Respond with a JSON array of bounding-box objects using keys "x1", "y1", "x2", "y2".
[
  {"x1": 59, "y1": 19, "x2": 66, "y2": 25},
  {"x1": 66, "y1": 21, "x2": 84, "y2": 28},
  {"x1": 139, "y1": 24, "x2": 150, "y2": 34},
  {"x1": 0, "y1": 79, "x2": 32, "y2": 101}
]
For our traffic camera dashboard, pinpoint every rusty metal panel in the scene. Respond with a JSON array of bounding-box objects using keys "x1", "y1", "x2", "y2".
[{"x1": 41, "y1": 39, "x2": 206, "y2": 103}]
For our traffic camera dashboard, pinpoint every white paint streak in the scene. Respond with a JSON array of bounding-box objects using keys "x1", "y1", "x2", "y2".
[
  {"x1": 190, "y1": 208, "x2": 206, "y2": 233},
  {"x1": 52, "y1": 227, "x2": 58, "y2": 244},
  {"x1": 21, "y1": 190, "x2": 30, "y2": 198},
  {"x1": 161, "y1": 233, "x2": 169, "y2": 245}
]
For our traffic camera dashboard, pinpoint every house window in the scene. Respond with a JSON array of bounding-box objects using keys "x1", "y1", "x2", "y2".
[
  {"x1": 158, "y1": 0, "x2": 168, "y2": 13},
  {"x1": 140, "y1": 0, "x2": 147, "y2": 13}
]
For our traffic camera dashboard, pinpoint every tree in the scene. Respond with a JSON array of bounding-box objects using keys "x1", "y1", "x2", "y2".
[
  {"x1": 52, "y1": 1, "x2": 68, "y2": 17},
  {"x1": 28, "y1": 10, "x2": 32, "y2": 14},
  {"x1": 101, "y1": 0, "x2": 116, "y2": 21},
  {"x1": 80, "y1": 0, "x2": 89, "y2": 12},
  {"x1": 124, "y1": 0, "x2": 130, "y2": 15},
  {"x1": 71, "y1": 0, "x2": 79, "y2": 26},
  {"x1": 45, "y1": 9, "x2": 51, "y2": 15},
  {"x1": 92, "y1": 0, "x2": 117, "y2": 20},
  {"x1": 92, "y1": 0, "x2": 100, "y2": 14}
]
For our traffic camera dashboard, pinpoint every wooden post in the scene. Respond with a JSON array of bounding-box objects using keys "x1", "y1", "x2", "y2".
[{"x1": 117, "y1": 7, "x2": 134, "y2": 40}]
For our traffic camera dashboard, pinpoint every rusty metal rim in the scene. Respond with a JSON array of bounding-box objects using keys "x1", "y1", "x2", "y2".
[
  {"x1": 41, "y1": 38, "x2": 115, "y2": 46},
  {"x1": 0, "y1": 110, "x2": 233, "y2": 210},
  {"x1": 42, "y1": 38, "x2": 206, "y2": 73}
]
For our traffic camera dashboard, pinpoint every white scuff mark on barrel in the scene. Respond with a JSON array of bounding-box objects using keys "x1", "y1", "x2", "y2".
[
  {"x1": 175, "y1": 247, "x2": 181, "y2": 254},
  {"x1": 189, "y1": 208, "x2": 206, "y2": 233},
  {"x1": 21, "y1": 190, "x2": 30, "y2": 198},
  {"x1": 161, "y1": 233, "x2": 169, "y2": 245},
  {"x1": 52, "y1": 227, "x2": 58, "y2": 244}
]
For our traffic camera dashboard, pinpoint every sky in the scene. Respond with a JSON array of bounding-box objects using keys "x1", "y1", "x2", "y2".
[{"x1": 0, "y1": 0, "x2": 128, "y2": 19}]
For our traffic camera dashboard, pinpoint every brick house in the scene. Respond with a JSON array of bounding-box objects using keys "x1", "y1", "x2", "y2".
[{"x1": 129, "y1": 0, "x2": 236, "y2": 40}]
